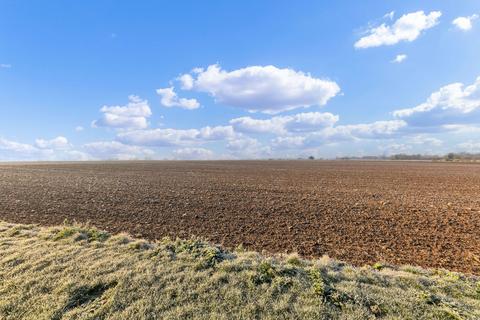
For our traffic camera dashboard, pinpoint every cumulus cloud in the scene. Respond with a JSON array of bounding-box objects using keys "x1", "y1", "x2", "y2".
[
  {"x1": 75, "y1": 126, "x2": 84, "y2": 132},
  {"x1": 178, "y1": 73, "x2": 194, "y2": 90},
  {"x1": 411, "y1": 135, "x2": 443, "y2": 146},
  {"x1": 227, "y1": 137, "x2": 271, "y2": 158},
  {"x1": 272, "y1": 136, "x2": 306, "y2": 149},
  {"x1": 156, "y1": 87, "x2": 200, "y2": 110},
  {"x1": 63, "y1": 150, "x2": 91, "y2": 161},
  {"x1": 283, "y1": 112, "x2": 339, "y2": 132},
  {"x1": 452, "y1": 14, "x2": 478, "y2": 31},
  {"x1": 355, "y1": 11, "x2": 441, "y2": 49},
  {"x1": 458, "y1": 141, "x2": 480, "y2": 152},
  {"x1": 392, "y1": 54, "x2": 407, "y2": 63},
  {"x1": 0, "y1": 136, "x2": 159, "y2": 161},
  {"x1": 0, "y1": 136, "x2": 87, "y2": 161},
  {"x1": 178, "y1": 64, "x2": 340, "y2": 114},
  {"x1": 230, "y1": 112, "x2": 339, "y2": 135},
  {"x1": 117, "y1": 125, "x2": 235, "y2": 147},
  {"x1": 227, "y1": 137, "x2": 260, "y2": 151},
  {"x1": 171, "y1": 147, "x2": 215, "y2": 160},
  {"x1": 35, "y1": 136, "x2": 70, "y2": 150},
  {"x1": 230, "y1": 117, "x2": 287, "y2": 135},
  {"x1": 393, "y1": 76, "x2": 480, "y2": 127},
  {"x1": 0, "y1": 137, "x2": 37, "y2": 154},
  {"x1": 441, "y1": 124, "x2": 480, "y2": 133},
  {"x1": 93, "y1": 95, "x2": 152, "y2": 130},
  {"x1": 198, "y1": 125, "x2": 236, "y2": 140},
  {"x1": 307, "y1": 120, "x2": 407, "y2": 144},
  {"x1": 83, "y1": 141, "x2": 154, "y2": 160},
  {"x1": 272, "y1": 120, "x2": 407, "y2": 149},
  {"x1": 117, "y1": 128, "x2": 198, "y2": 147},
  {"x1": 379, "y1": 143, "x2": 412, "y2": 155},
  {"x1": 378, "y1": 136, "x2": 445, "y2": 156},
  {"x1": 384, "y1": 11, "x2": 395, "y2": 20}
]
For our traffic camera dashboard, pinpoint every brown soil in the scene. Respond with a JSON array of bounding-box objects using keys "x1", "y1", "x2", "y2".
[{"x1": 1, "y1": 160, "x2": 479, "y2": 274}]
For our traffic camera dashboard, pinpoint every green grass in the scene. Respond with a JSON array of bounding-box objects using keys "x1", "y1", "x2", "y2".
[{"x1": 0, "y1": 221, "x2": 479, "y2": 319}]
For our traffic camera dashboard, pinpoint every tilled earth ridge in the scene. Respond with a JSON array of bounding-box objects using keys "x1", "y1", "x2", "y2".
[{"x1": 0, "y1": 160, "x2": 479, "y2": 274}]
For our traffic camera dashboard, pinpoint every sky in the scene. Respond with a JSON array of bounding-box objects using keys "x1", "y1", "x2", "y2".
[{"x1": 1, "y1": 0, "x2": 480, "y2": 160}]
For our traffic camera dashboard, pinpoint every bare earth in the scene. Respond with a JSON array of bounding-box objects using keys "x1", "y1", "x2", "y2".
[{"x1": 1, "y1": 160, "x2": 479, "y2": 274}]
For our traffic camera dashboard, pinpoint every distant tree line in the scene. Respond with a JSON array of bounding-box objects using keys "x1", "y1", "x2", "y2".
[{"x1": 335, "y1": 152, "x2": 480, "y2": 162}]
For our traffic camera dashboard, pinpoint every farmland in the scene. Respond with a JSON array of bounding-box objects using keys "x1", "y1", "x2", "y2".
[
  {"x1": 2, "y1": 221, "x2": 480, "y2": 319},
  {"x1": 1, "y1": 160, "x2": 479, "y2": 274}
]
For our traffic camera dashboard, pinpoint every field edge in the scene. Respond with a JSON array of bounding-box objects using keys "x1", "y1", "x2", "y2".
[{"x1": 1, "y1": 220, "x2": 479, "y2": 319}]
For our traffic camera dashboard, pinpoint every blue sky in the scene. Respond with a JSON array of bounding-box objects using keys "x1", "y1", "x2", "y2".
[{"x1": 1, "y1": 1, "x2": 480, "y2": 160}]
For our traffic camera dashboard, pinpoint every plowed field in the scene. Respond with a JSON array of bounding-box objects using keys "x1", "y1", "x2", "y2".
[{"x1": 1, "y1": 161, "x2": 479, "y2": 274}]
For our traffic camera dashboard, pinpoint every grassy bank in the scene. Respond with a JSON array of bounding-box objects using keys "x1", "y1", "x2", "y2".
[{"x1": 0, "y1": 221, "x2": 479, "y2": 319}]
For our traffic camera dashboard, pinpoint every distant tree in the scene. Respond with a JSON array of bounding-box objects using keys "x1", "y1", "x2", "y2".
[
  {"x1": 446, "y1": 153, "x2": 455, "y2": 161},
  {"x1": 308, "y1": 156, "x2": 315, "y2": 160}
]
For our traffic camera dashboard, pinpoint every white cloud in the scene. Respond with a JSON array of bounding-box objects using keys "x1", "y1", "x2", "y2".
[
  {"x1": 227, "y1": 137, "x2": 260, "y2": 151},
  {"x1": 171, "y1": 147, "x2": 215, "y2": 160},
  {"x1": 458, "y1": 141, "x2": 480, "y2": 152},
  {"x1": 0, "y1": 137, "x2": 84, "y2": 161},
  {"x1": 379, "y1": 143, "x2": 412, "y2": 155},
  {"x1": 118, "y1": 128, "x2": 198, "y2": 147},
  {"x1": 393, "y1": 76, "x2": 480, "y2": 127},
  {"x1": 311, "y1": 120, "x2": 407, "y2": 142},
  {"x1": 392, "y1": 54, "x2": 407, "y2": 63},
  {"x1": 355, "y1": 11, "x2": 441, "y2": 49},
  {"x1": 93, "y1": 95, "x2": 152, "y2": 130},
  {"x1": 226, "y1": 137, "x2": 271, "y2": 158},
  {"x1": 83, "y1": 141, "x2": 154, "y2": 160},
  {"x1": 35, "y1": 136, "x2": 70, "y2": 150},
  {"x1": 384, "y1": 11, "x2": 395, "y2": 20},
  {"x1": 117, "y1": 125, "x2": 235, "y2": 147},
  {"x1": 120, "y1": 115, "x2": 403, "y2": 157},
  {"x1": 272, "y1": 120, "x2": 407, "y2": 149},
  {"x1": 283, "y1": 112, "x2": 339, "y2": 132},
  {"x1": 198, "y1": 125, "x2": 236, "y2": 140},
  {"x1": 230, "y1": 112, "x2": 339, "y2": 135},
  {"x1": 178, "y1": 74, "x2": 194, "y2": 90},
  {"x1": 452, "y1": 14, "x2": 478, "y2": 31},
  {"x1": 411, "y1": 135, "x2": 443, "y2": 146},
  {"x1": 64, "y1": 150, "x2": 91, "y2": 161},
  {"x1": 272, "y1": 136, "x2": 306, "y2": 149},
  {"x1": 377, "y1": 135, "x2": 444, "y2": 156},
  {"x1": 156, "y1": 87, "x2": 200, "y2": 110},
  {"x1": 230, "y1": 116, "x2": 287, "y2": 135},
  {"x1": 179, "y1": 64, "x2": 340, "y2": 114},
  {"x1": 75, "y1": 126, "x2": 84, "y2": 132},
  {"x1": 0, "y1": 64, "x2": 11, "y2": 69},
  {"x1": 0, "y1": 137, "x2": 37, "y2": 154},
  {"x1": 441, "y1": 124, "x2": 480, "y2": 133}
]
